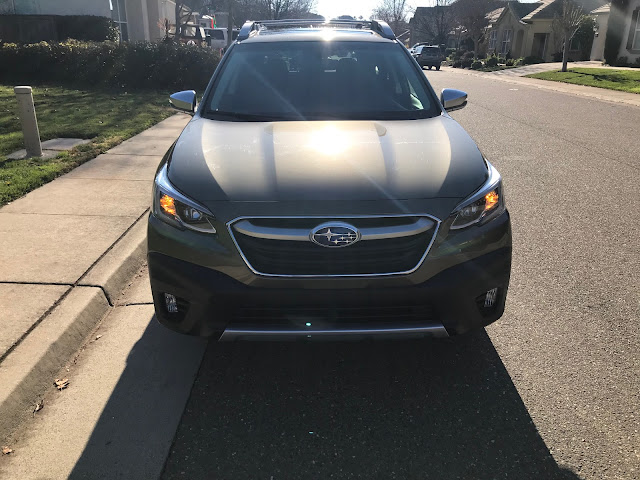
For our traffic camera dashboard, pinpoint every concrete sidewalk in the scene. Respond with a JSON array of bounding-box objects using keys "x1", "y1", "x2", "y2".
[{"x1": 0, "y1": 112, "x2": 190, "y2": 441}]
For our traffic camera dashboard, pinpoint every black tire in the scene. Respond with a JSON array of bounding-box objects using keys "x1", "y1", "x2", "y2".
[
  {"x1": 428, "y1": 65, "x2": 432, "y2": 70},
  {"x1": 436, "y1": 65, "x2": 441, "y2": 71}
]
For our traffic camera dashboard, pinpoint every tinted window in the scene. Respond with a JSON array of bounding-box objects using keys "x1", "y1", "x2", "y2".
[
  {"x1": 210, "y1": 30, "x2": 224, "y2": 40},
  {"x1": 206, "y1": 41, "x2": 439, "y2": 121},
  {"x1": 422, "y1": 47, "x2": 441, "y2": 55}
]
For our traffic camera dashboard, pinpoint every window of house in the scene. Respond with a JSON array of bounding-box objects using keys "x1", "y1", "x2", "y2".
[
  {"x1": 633, "y1": 10, "x2": 640, "y2": 50},
  {"x1": 488, "y1": 30, "x2": 497, "y2": 50},
  {"x1": 110, "y1": 0, "x2": 128, "y2": 41},
  {"x1": 501, "y1": 29, "x2": 512, "y2": 54}
]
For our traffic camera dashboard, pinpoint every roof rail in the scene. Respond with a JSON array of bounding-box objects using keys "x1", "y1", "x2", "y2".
[{"x1": 236, "y1": 19, "x2": 396, "y2": 42}]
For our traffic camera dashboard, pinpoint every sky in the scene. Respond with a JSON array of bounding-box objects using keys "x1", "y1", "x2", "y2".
[
  {"x1": 313, "y1": 0, "x2": 537, "y2": 21},
  {"x1": 313, "y1": 0, "x2": 427, "y2": 20}
]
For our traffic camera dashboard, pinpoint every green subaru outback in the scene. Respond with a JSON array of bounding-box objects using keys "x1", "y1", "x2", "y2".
[{"x1": 148, "y1": 19, "x2": 512, "y2": 340}]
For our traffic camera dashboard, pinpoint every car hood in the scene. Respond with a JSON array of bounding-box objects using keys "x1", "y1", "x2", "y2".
[{"x1": 168, "y1": 115, "x2": 487, "y2": 203}]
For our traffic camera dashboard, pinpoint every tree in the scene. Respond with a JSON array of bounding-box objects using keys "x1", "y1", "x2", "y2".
[
  {"x1": 552, "y1": 0, "x2": 585, "y2": 72},
  {"x1": 233, "y1": 0, "x2": 316, "y2": 21},
  {"x1": 451, "y1": 0, "x2": 497, "y2": 58},
  {"x1": 373, "y1": 0, "x2": 410, "y2": 34},
  {"x1": 411, "y1": 0, "x2": 455, "y2": 47}
]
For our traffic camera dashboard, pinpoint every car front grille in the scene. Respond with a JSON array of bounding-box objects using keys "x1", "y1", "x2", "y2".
[{"x1": 229, "y1": 216, "x2": 439, "y2": 277}]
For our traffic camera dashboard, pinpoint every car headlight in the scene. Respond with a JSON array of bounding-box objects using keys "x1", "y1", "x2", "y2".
[
  {"x1": 152, "y1": 163, "x2": 217, "y2": 233},
  {"x1": 450, "y1": 161, "x2": 505, "y2": 230}
]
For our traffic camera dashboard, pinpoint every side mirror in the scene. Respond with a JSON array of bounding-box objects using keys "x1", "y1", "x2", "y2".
[
  {"x1": 440, "y1": 88, "x2": 467, "y2": 112},
  {"x1": 169, "y1": 90, "x2": 197, "y2": 113}
]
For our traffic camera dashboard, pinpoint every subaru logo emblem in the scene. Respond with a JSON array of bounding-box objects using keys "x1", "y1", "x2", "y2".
[{"x1": 310, "y1": 222, "x2": 361, "y2": 248}]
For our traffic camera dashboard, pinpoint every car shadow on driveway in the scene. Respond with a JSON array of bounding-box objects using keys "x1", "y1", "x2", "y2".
[{"x1": 162, "y1": 330, "x2": 581, "y2": 480}]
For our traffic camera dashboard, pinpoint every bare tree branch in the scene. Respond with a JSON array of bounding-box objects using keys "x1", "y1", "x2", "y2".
[
  {"x1": 373, "y1": 0, "x2": 410, "y2": 33},
  {"x1": 553, "y1": 0, "x2": 585, "y2": 71}
]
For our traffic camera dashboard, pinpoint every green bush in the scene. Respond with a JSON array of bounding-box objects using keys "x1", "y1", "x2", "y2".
[
  {"x1": 470, "y1": 60, "x2": 483, "y2": 70},
  {"x1": 514, "y1": 57, "x2": 525, "y2": 66},
  {"x1": 462, "y1": 51, "x2": 475, "y2": 60},
  {"x1": 445, "y1": 48, "x2": 456, "y2": 57},
  {"x1": 460, "y1": 58, "x2": 473, "y2": 68},
  {"x1": 485, "y1": 55, "x2": 498, "y2": 67},
  {"x1": 452, "y1": 60, "x2": 462, "y2": 68},
  {"x1": 506, "y1": 58, "x2": 514, "y2": 66},
  {"x1": 523, "y1": 56, "x2": 544, "y2": 65},
  {"x1": 0, "y1": 40, "x2": 220, "y2": 91}
]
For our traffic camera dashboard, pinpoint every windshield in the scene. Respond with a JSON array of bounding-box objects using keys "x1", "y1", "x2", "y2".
[{"x1": 205, "y1": 41, "x2": 440, "y2": 121}]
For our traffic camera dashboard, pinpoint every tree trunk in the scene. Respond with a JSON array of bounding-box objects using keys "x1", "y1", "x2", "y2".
[
  {"x1": 562, "y1": 31, "x2": 570, "y2": 72},
  {"x1": 175, "y1": 2, "x2": 181, "y2": 42},
  {"x1": 227, "y1": 0, "x2": 234, "y2": 49},
  {"x1": 473, "y1": 37, "x2": 479, "y2": 58}
]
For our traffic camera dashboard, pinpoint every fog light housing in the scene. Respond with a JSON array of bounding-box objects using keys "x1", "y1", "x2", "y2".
[
  {"x1": 484, "y1": 288, "x2": 498, "y2": 308},
  {"x1": 164, "y1": 293, "x2": 178, "y2": 313}
]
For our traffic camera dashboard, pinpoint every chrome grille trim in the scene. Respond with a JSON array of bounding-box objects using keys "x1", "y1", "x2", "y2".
[
  {"x1": 233, "y1": 217, "x2": 435, "y2": 241},
  {"x1": 219, "y1": 324, "x2": 449, "y2": 341},
  {"x1": 226, "y1": 214, "x2": 441, "y2": 278}
]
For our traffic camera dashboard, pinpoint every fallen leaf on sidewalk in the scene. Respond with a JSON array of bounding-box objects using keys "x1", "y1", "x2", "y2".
[
  {"x1": 54, "y1": 378, "x2": 69, "y2": 391},
  {"x1": 33, "y1": 398, "x2": 44, "y2": 415},
  {"x1": 2, "y1": 446, "x2": 12, "y2": 455},
  {"x1": 95, "y1": 335, "x2": 102, "y2": 341}
]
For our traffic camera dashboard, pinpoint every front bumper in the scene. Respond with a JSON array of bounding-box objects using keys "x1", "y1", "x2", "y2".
[{"x1": 148, "y1": 239, "x2": 511, "y2": 339}]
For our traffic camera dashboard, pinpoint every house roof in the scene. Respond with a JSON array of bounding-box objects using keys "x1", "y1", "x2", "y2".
[
  {"x1": 487, "y1": 7, "x2": 505, "y2": 24},
  {"x1": 509, "y1": 1, "x2": 544, "y2": 19},
  {"x1": 522, "y1": 0, "x2": 609, "y2": 21},
  {"x1": 590, "y1": 2, "x2": 610, "y2": 14}
]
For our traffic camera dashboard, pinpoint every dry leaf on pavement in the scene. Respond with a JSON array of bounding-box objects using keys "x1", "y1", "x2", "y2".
[
  {"x1": 33, "y1": 398, "x2": 44, "y2": 415},
  {"x1": 2, "y1": 446, "x2": 12, "y2": 455},
  {"x1": 54, "y1": 378, "x2": 69, "y2": 391}
]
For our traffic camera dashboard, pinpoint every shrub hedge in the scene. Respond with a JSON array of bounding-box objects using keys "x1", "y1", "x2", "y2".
[{"x1": 0, "y1": 40, "x2": 221, "y2": 91}]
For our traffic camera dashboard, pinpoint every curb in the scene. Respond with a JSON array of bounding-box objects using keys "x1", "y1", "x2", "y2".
[{"x1": 0, "y1": 214, "x2": 149, "y2": 441}]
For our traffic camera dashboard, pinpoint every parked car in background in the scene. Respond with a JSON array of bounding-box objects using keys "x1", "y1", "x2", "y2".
[
  {"x1": 206, "y1": 27, "x2": 239, "y2": 50},
  {"x1": 415, "y1": 45, "x2": 443, "y2": 70},
  {"x1": 176, "y1": 23, "x2": 207, "y2": 46}
]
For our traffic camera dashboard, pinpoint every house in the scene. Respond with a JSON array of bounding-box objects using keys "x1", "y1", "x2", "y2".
[
  {"x1": 483, "y1": 1, "x2": 543, "y2": 57},
  {"x1": 0, "y1": 0, "x2": 176, "y2": 42},
  {"x1": 409, "y1": 5, "x2": 457, "y2": 48},
  {"x1": 590, "y1": 3, "x2": 610, "y2": 61},
  {"x1": 608, "y1": 0, "x2": 640, "y2": 64},
  {"x1": 484, "y1": 0, "x2": 608, "y2": 61}
]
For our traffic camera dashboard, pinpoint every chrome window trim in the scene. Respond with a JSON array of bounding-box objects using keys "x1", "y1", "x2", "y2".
[{"x1": 226, "y1": 213, "x2": 441, "y2": 278}]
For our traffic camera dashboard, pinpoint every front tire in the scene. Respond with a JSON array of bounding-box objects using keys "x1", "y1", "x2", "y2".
[
  {"x1": 428, "y1": 65, "x2": 432, "y2": 70},
  {"x1": 436, "y1": 65, "x2": 441, "y2": 71}
]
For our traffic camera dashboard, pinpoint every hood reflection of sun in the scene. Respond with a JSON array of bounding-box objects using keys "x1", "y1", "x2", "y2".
[{"x1": 307, "y1": 126, "x2": 351, "y2": 156}]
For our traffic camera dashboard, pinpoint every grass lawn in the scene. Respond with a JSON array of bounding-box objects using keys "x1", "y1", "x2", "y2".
[
  {"x1": 0, "y1": 85, "x2": 174, "y2": 206},
  {"x1": 526, "y1": 68, "x2": 640, "y2": 94}
]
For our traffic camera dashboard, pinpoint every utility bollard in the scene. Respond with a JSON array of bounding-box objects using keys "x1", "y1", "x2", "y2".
[{"x1": 14, "y1": 86, "x2": 42, "y2": 157}]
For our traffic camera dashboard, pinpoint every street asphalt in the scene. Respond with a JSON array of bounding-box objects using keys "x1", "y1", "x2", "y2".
[{"x1": 161, "y1": 69, "x2": 639, "y2": 479}]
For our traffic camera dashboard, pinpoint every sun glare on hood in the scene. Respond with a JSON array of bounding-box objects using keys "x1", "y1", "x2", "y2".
[{"x1": 307, "y1": 125, "x2": 351, "y2": 156}]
